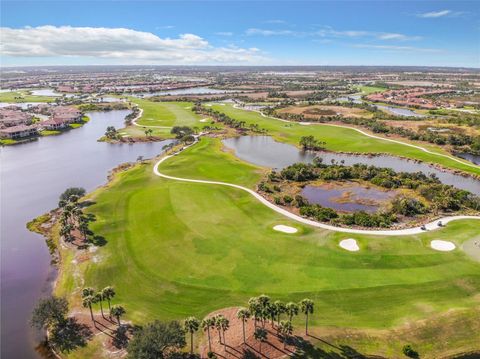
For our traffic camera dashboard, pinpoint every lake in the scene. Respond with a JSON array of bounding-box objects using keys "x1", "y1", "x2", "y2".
[
  {"x1": 222, "y1": 136, "x2": 480, "y2": 195},
  {"x1": 0, "y1": 110, "x2": 173, "y2": 359}
]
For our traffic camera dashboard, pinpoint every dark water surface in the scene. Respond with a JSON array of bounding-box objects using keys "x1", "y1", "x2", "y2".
[
  {"x1": 1, "y1": 110, "x2": 173, "y2": 359},
  {"x1": 302, "y1": 184, "x2": 394, "y2": 213},
  {"x1": 222, "y1": 136, "x2": 480, "y2": 195}
]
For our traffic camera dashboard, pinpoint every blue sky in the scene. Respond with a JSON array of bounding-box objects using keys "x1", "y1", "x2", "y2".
[{"x1": 1, "y1": 1, "x2": 478, "y2": 67}]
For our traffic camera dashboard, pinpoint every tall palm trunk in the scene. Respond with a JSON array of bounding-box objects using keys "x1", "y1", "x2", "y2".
[
  {"x1": 117, "y1": 315, "x2": 121, "y2": 326},
  {"x1": 190, "y1": 332, "x2": 194, "y2": 354},
  {"x1": 89, "y1": 305, "x2": 94, "y2": 321},
  {"x1": 99, "y1": 300, "x2": 104, "y2": 318},
  {"x1": 218, "y1": 329, "x2": 221, "y2": 343},
  {"x1": 305, "y1": 313, "x2": 308, "y2": 335},
  {"x1": 242, "y1": 321, "x2": 246, "y2": 343},
  {"x1": 222, "y1": 330, "x2": 226, "y2": 351},
  {"x1": 207, "y1": 327, "x2": 211, "y2": 352}
]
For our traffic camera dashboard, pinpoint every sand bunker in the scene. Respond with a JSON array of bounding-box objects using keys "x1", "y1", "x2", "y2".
[
  {"x1": 339, "y1": 238, "x2": 360, "y2": 251},
  {"x1": 273, "y1": 225, "x2": 297, "y2": 233},
  {"x1": 299, "y1": 122, "x2": 311, "y2": 126},
  {"x1": 199, "y1": 118, "x2": 209, "y2": 122},
  {"x1": 431, "y1": 240, "x2": 456, "y2": 251}
]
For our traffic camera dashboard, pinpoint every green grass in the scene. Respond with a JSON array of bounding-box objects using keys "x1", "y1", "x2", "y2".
[
  {"x1": 355, "y1": 85, "x2": 387, "y2": 94},
  {"x1": 0, "y1": 90, "x2": 54, "y2": 103},
  {"x1": 39, "y1": 130, "x2": 61, "y2": 136},
  {"x1": 0, "y1": 138, "x2": 18, "y2": 145},
  {"x1": 210, "y1": 104, "x2": 480, "y2": 176},
  {"x1": 55, "y1": 137, "x2": 480, "y2": 356},
  {"x1": 123, "y1": 100, "x2": 210, "y2": 138}
]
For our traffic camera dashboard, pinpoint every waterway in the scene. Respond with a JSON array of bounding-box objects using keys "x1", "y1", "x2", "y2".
[
  {"x1": 222, "y1": 135, "x2": 480, "y2": 195},
  {"x1": 0, "y1": 109, "x2": 173, "y2": 358}
]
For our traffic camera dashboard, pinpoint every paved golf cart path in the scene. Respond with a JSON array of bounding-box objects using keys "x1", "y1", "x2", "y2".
[
  {"x1": 153, "y1": 142, "x2": 480, "y2": 236},
  {"x1": 131, "y1": 108, "x2": 172, "y2": 129},
  {"x1": 233, "y1": 104, "x2": 480, "y2": 170}
]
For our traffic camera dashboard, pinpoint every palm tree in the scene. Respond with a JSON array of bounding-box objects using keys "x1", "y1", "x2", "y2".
[
  {"x1": 82, "y1": 287, "x2": 95, "y2": 298},
  {"x1": 110, "y1": 305, "x2": 126, "y2": 326},
  {"x1": 184, "y1": 316, "x2": 200, "y2": 355},
  {"x1": 94, "y1": 291, "x2": 105, "y2": 318},
  {"x1": 248, "y1": 297, "x2": 260, "y2": 328},
  {"x1": 257, "y1": 295, "x2": 271, "y2": 328},
  {"x1": 267, "y1": 303, "x2": 278, "y2": 328},
  {"x1": 214, "y1": 315, "x2": 223, "y2": 344},
  {"x1": 285, "y1": 302, "x2": 299, "y2": 322},
  {"x1": 236, "y1": 308, "x2": 250, "y2": 344},
  {"x1": 300, "y1": 299, "x2": 314, "y2": 335},
  {"x1": 102, "y1": 286, "x2": 115, "y2": 312},
  {"x1": 216, "y1": 315, "x2": 230, "y2": 351},
  {"x1": 274, "y1": 300, "x2": 286, "y2": 328},
  {"x1": 82, "y1": 295, "x2": 95, "y2": 322},
  {"x1": 278, "y1": 320, "x2": 293, "y2": 349},
  {"x1": 253, "y1": 327, "x2": 267, "y2": 354},
  {"x1": 201, "y1": 317, "x2": 214, "y2": 353}
]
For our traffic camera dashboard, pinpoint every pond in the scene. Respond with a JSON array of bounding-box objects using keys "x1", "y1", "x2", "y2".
[
  {"x1": 30, "y1": 88, "x2": 75, "y2": 97},
  {"x1": 222, "y1": 136, "x2": 480, "y2": 195},
  {"x1": 135, "y1": 86, "x2": 237, "y2": 97},
  {"x1": 0, "y1": 110, "x2": 173, "y2": 359},
  {"x1": 301, "y1": 184, "x2": 395, "y2": 213},
  {"x1": 455, "y1": 152, "x2": 480, "y2": 166},
  {"x1": 376, "y1": 104, "x2": 425, "y2": 118}
]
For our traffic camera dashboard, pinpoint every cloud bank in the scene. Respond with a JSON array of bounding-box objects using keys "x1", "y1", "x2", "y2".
[{"x1": 0, "y1": 25, "x2": 265, "y2": 64}]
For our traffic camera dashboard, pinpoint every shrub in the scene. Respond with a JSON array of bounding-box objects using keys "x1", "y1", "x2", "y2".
[{"x1": 402, "y1": 344, "x2": 419, "y2": 358}]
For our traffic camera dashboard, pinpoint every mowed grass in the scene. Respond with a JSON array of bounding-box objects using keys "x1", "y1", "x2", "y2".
[
  {"x1": 56, "y1": 137, "x2": 480, "y2": 356},
  {"x1": 123, "y1": 99, "x2": 211, "y2": 138},
  {"x1": 0, "y1": 90, "x2": 54, "y2": 103},
  {"x1": 211, "y1": 104, "x2": 480, "y2": 176},
  {"x1": 355, "y1": 85, "x2": 387, "y2": 94}
]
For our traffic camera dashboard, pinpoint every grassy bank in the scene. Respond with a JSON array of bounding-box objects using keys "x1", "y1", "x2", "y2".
[{"x1": 54, "y1": 137, "x2": 480, "y2": 357}]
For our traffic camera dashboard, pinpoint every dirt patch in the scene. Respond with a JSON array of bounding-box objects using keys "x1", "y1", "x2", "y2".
[{"x1": 199, "y1": 307, "x2": 298, "y2": 359}]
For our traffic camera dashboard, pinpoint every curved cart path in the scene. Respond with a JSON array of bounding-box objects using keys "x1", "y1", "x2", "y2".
[
  {"x1": 153, "y1": 143, "x2": 480, "y2": 236},
  {"x1": 233, "y1": 104, "x2": 480, "y2": 170},
  {"x1": 131, "y1": 108, "x2": 172, "y2": 129}
]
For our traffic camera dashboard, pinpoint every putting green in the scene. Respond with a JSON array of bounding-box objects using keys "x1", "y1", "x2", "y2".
[
  {"x1": 56, "y1": 137, "x2": 480, "y2": 356},
  {"x1": 210, "y1": 104, "x2": 480, "y2": 176}
]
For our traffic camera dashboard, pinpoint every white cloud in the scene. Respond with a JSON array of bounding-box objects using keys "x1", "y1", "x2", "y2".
[
  {"x1": 417, "y1": 10, "x2": 451, "y2": 18},
  {"x1": 377, "y1": 33, "x2": 421, "y2": 41},
  {"x1": 0, "y1": 25, "x2": 266, "y2": 64},
  {"x1": 245, "y1": 28, "x2": 296, "y2": 36},
  {"x1": 353, "y1": 44, "x2": 442, "y2": 53},
  {"x1": 246, "y1": 27, "x2": 420, "y2": 41}
]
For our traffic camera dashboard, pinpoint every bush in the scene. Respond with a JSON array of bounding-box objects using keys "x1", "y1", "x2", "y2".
[{"x1": 402, "y1": 344, "x2": 419, "y2": 358}]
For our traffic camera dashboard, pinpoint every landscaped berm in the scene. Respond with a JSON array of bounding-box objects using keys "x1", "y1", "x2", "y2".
[{"x1": 41, "y1": 133, "x2": 480, "y2": 359}]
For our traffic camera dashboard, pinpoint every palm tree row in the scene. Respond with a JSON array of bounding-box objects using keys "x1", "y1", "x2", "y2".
[
  {"x1": 59, "y1": 194, "x2": 90, "y2": 243},
  {"x1": 184, "y1": 314, "x2": 230, "y2": 356},
  {"x1": 81, "y1": 286, "x2": 124, "y2": 325}
]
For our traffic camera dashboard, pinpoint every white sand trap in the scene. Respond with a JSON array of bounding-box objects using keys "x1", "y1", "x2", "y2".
[
  {"x1": 273, "y1": 225, "x2": 297, "y2": 234},
  {"x1": 299, "y1": 122, "x2": 311, "y2": 126},
  {"x1": 184, "y1": 106, "x2": 191, "y2": 109},
  {"x1": 199, "y1": 118, "x2": 209, "y2": 122},
  {"x1": 205, "y1": 104, "x2": 212, "y2": 107},
  {"x1": 339, "y1": 239, "x2": 360, "y2": 252},
  {"x1": 431, "y1": 240, "x2": 456, "y2": 251}
]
